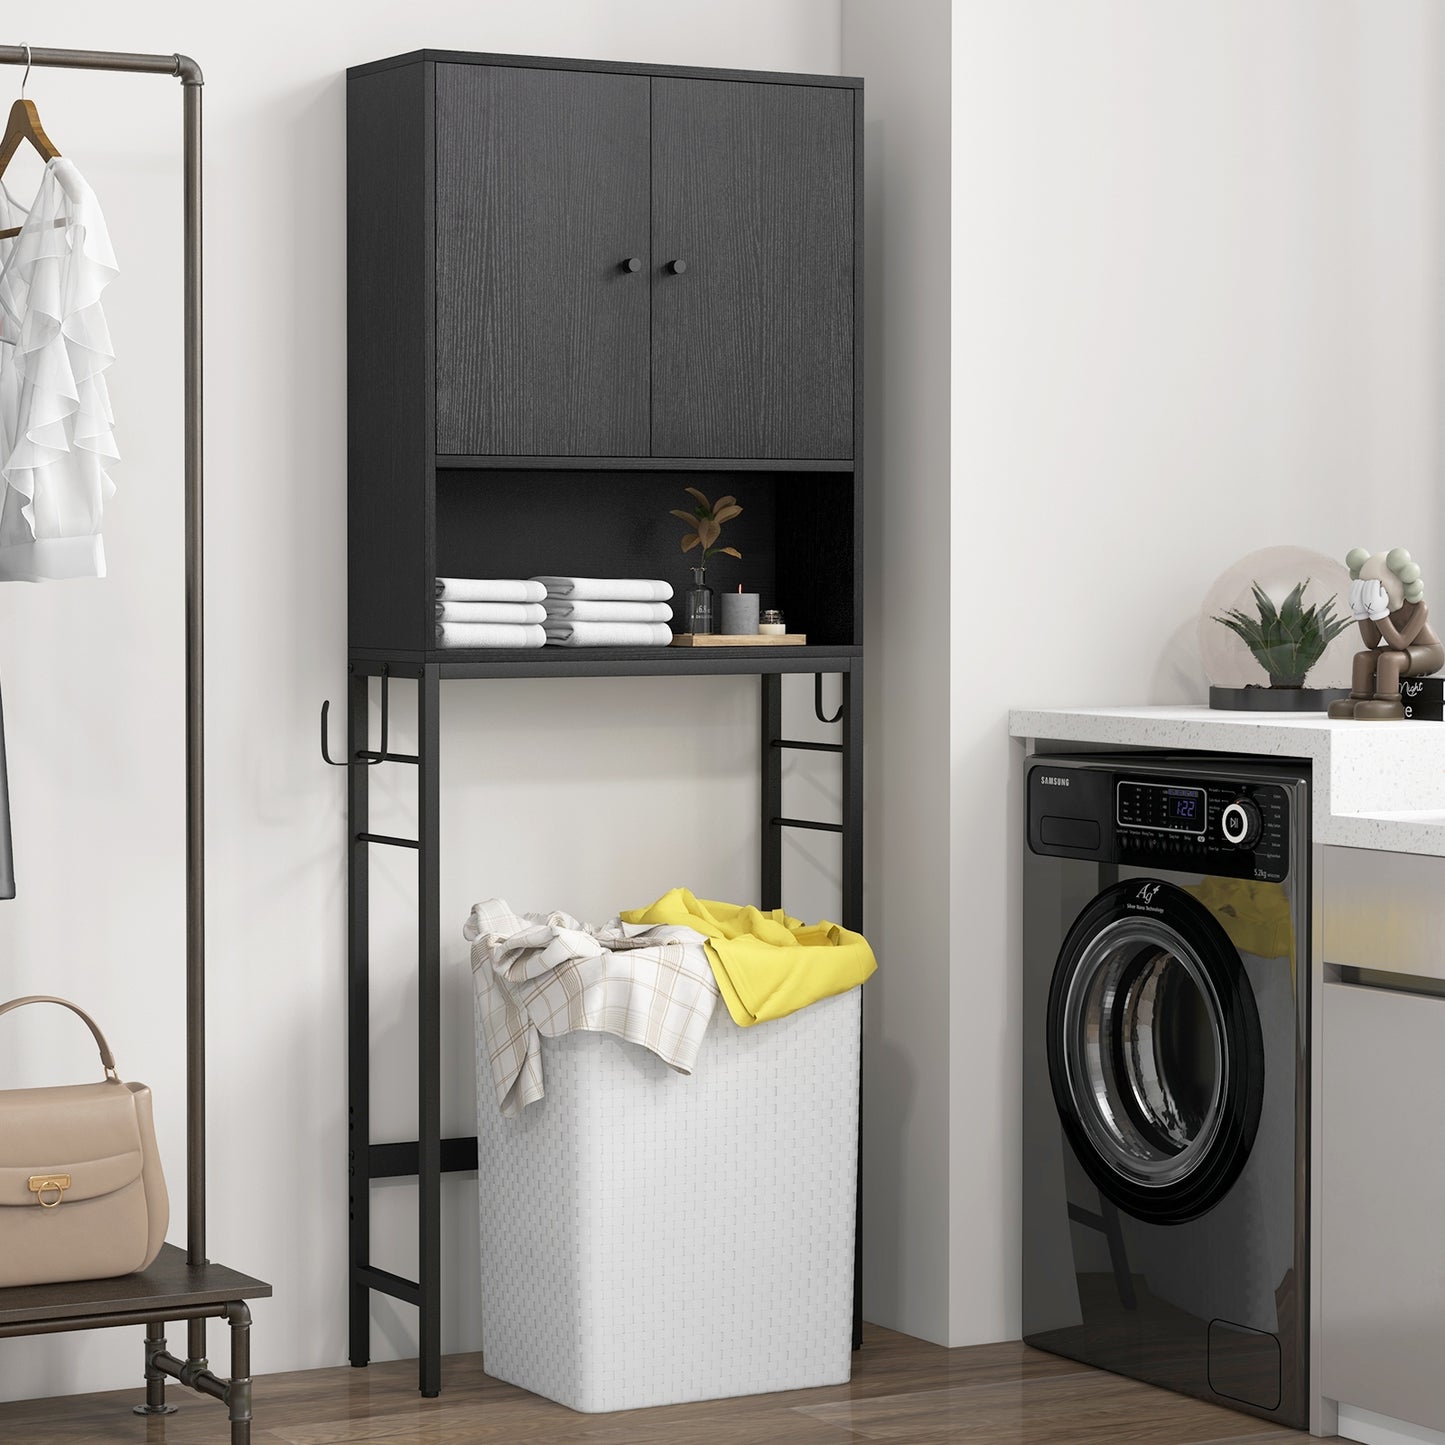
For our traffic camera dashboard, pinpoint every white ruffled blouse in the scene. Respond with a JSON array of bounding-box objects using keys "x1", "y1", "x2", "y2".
[{"x1": 0, "y1": 157, "x2": 118, "y2": 582}]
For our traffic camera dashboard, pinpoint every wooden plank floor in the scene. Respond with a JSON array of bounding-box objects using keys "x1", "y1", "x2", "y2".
[{"x1": 0, "y1": 1325, "x2": 1342, "y2": 1443}]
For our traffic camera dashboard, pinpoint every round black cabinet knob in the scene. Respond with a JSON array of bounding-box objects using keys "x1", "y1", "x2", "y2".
[
  {"x1": 667, "y1": 259, "x2": 688, "y2": 275},
  {"x1": 621, "y1": 257, "x2": 642, "y2": 273}
]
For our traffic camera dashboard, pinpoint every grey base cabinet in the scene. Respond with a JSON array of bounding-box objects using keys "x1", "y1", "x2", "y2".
[{"x1": 1321, "y1": 977, "x2": 1445, "y2": 1435}]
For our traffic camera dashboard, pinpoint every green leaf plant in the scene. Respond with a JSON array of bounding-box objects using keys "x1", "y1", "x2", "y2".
[{"x1": 1213, "y1": 579, "x2": 1352, "y2": 687}]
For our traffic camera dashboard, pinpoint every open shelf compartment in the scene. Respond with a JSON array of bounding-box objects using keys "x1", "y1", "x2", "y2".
[
  {"x1": 435, "y1": 468, "x2": 856, "y2": 640},
  {"x1": 351, "y1": 467, "x2": 860, "y2": 659}
]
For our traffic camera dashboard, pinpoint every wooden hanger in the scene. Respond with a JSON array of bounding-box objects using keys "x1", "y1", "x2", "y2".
[
  {"x1": 0, "y1": 51, "x2": 63, "y2": 243},
  {"x1": 0, "y1": 98, "x2": 59, "y2": 175}
]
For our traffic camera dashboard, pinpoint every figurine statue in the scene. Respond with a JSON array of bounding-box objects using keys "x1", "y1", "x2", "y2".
[{"x1": 1327, "y1": 548, "x2": 1444, "y2": 720}]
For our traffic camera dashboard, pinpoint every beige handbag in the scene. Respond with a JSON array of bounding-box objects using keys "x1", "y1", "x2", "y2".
[{"x1": 0, "y1": 996, "x2": 169, "y2": 1288}]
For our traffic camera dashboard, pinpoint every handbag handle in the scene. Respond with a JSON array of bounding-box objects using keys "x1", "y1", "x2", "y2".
[{"x1": 0, "y1": 996, "x2": 119, "y2": 1080}]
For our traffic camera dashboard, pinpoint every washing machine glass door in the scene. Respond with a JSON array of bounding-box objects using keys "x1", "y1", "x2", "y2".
[{"x1": 1047, "y1": 879, "x2": 1265, "y2": 1224}]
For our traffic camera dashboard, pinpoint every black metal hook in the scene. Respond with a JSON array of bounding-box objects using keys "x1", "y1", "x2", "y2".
[
  {"x1": 814, "y1": 673, "x2": 844, "y2": 726},
  {"x1": 321, "y1": 668, "x2": 390, "y2": 766},
  {"x1": 319, "y1": 699, "x2": 350, "y2": 766}
]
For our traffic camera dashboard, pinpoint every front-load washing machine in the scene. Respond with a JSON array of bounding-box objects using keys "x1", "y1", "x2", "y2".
[{"x1": 1023, "y1": 753, "x2": 1308, "y2": 1428}]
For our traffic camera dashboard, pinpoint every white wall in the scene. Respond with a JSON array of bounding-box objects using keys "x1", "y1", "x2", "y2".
[
  {"x1": 841, "y1": 0, "x2": 953, "y2": 1346},
  {"x1": 950, "y1": 0, "x2": 1445, "y2": 1345},
  {"x1": 0, "y1": 0, "x2": 844, "y2": 1402}
]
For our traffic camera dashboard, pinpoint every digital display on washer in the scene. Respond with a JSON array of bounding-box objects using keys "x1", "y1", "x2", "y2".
[
  {"x1": 1168, "y1": 791, "x2": 1199, "y2": 822},
  {"x1": 1116, "y1": 781, "x2": 1208, "y2": 836}
]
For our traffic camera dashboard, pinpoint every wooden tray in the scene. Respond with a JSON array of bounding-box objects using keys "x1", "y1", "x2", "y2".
[{"x1": 670, "y1": 633, "x2": 808, "y2": 647}]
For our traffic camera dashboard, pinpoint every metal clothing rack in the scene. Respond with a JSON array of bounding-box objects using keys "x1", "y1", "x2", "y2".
[
  {"x1": 336, "y1": 653, "x2": 865, "y2": 1399},
  {"x1": 0, "y1": 43, "x2": 269, "y2": 1445}
]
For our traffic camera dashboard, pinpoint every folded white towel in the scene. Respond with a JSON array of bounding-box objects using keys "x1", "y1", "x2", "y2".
[
  {"x1": 543, "y1": 621, "x2": 674, "y2": 648},
  {"x1": 436, "y1": 623, "x2": 546, "y2": 649},
  {"x1": 436, "y1": 578, "x2": 547, "y2": 604},
  {"x1": 532, "y1": 576, "x2": 674, "y2": 602},
  {"x1": 437, "y1": 601, "x2": 547, "y2": 624},
  {"x1": 542, "y1": 599, "x2": 673, "y2": 623}
]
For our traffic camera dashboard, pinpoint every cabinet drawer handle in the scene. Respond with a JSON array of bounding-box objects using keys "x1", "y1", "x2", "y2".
[
  {"x1": 620, "y1": 257, "x2": 642, "y2": 273},
  {"x1": 667, "y1": 259, "x2": 688, "y2": 275}
]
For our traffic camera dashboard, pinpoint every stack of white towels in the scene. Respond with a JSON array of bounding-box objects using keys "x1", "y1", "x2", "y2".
[
  {"x1": 535, "y1": 577, "x2": 675, "y2": 647},
  {"x1": 435, "y1": 578, "x2": 547, "y2": 648}
]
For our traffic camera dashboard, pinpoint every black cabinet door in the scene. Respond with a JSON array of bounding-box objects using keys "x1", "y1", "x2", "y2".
[
  {"x1": 651, "y1": 78, "x2": 854, "y2": 461},
  {"x1": 435, "y1": 65, "x2": 651, "y2": 457}
]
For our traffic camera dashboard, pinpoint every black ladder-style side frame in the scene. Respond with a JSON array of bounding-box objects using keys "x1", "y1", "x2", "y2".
[
  {"x1": 0, "y1": 43, "x2": 270, "y2": 1445},
  {"x1": 341, "y1": 656, "x2": 865, "y2": 1398}
]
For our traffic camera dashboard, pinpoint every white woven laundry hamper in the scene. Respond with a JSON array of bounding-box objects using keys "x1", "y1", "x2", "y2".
[{"x1": 473, "y1": 984, "x2": 860, "y2": 1413}]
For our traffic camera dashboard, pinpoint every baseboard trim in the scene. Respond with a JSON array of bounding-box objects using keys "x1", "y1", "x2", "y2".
[{"x1": 1338, "y1": 1403, "x2": 1445, "y2": 1445}]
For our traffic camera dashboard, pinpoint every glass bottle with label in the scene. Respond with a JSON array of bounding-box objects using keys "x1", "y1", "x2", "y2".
[{"x1": 684, "y1": 566, "x2": 714, "y2": 634}]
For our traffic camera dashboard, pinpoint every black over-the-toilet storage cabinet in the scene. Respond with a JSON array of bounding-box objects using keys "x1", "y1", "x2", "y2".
[{"x1": 343, "y1": 48, "x2": 863, "y2": 1396}]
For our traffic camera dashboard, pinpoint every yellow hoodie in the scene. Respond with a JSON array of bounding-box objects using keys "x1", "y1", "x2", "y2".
[{"x1": 621, "y1": 888, "x2": 877, "y2": 1027}]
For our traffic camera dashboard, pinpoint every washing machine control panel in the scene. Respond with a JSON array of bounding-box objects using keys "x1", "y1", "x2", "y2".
[
  {"x1": 1115, "y1": 781, "x2": 1207, "y2": 835},
  {"x1": 1027, "y1": 764, "x2": 1293, "y2": 882},
  {"x1": 1115, "y1": 779, "x2": 1289, "y2": 881}
]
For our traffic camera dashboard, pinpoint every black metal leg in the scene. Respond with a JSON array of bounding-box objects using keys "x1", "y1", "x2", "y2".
[
  {"x1": 133, "y1": 1321, "x2": 178, "y2": 1416},
  {"x1": 765, "y1": 669, "x2": 865, "y2": 1351},
  {"x1": 417, "y1": 664, "x2": 442, "y2": 1398},
  {"x1": 843, "y1": 661, "x2": 861, "y2": 1346},
  {"x1": 842, "y1": 663, "x2": 864, "y2": 1351},
  {"x1": 841, "y1": 664, "x2": 863, "y2": 934},
  {"x1": 226, "y1": 1302, "x2": 253, "y2": 1444},
  {"x1": 348, "y1": 665, "x2": 372, "y2": 1367},
  {"x1": 760, "y1": 674, "x2": 783, "y2": 910}
]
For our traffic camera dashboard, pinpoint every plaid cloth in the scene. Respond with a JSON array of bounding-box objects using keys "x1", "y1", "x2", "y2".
[{"x1": 466, "y1": 899, "x2": 719, "y2": 1117}]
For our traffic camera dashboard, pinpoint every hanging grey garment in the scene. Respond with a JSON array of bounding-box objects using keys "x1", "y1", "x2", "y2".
[
  {"x1": 466, "y1": 899, "x2": 719, "y2": 1117},
  {"x1": 0, "y1": 157, "x2": 119, "y2": 583}
]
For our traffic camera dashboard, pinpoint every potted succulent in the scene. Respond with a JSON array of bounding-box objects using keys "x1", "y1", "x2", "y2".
[
  {"x1": 1211, "y1": 580, "x2": 1351, "y2": 705},
  {"x1": 672, "y1": 487, "x2": 742, "y2": 634}
]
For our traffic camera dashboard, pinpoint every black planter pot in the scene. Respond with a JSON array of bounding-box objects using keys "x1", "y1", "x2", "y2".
[{"x1": 1209, "y1": 683, "x2": 1350, "y2": 713}]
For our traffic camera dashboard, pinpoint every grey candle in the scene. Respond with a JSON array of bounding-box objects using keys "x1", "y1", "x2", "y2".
[{"x1": 720, "y1": 589, "x2": 760, "y2": 635}]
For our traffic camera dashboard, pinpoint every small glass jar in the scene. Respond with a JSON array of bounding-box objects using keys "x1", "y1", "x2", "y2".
[
  {"x1": 759, "y1": 609, "x2": 786, "y2": 636},
  {"x1": 684, "y1": 566, "x2": 715, "y2": 634}
]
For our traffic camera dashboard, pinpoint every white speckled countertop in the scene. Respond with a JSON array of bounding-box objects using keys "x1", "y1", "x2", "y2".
[{"x1": 1009, "y1": 705, "x2": 1445, "y2": 856}]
